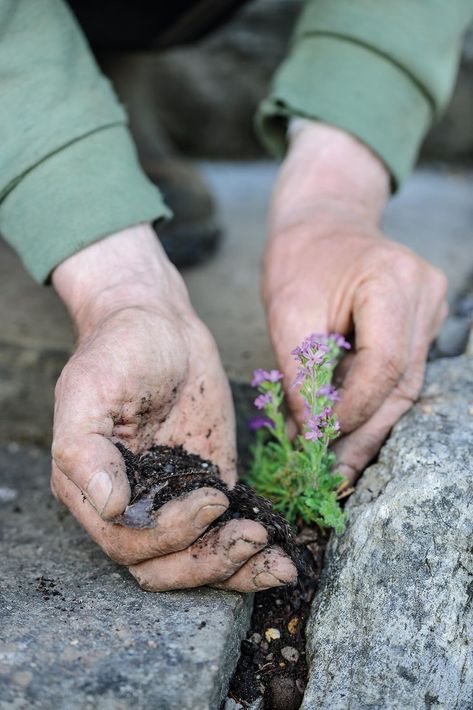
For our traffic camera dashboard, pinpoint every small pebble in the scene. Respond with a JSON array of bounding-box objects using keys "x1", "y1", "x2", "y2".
[
  {"x1": 249, "y1": 632, "x2": 262, "y2": 644},
  {"x1": 281, "y1": 646, "x2": 300, "y2": 663},
  {"x1": 0, "y1": 487, "x2": 18, "y2": 503},
  {"x1": 287, "y1": 617, "x2": 299, "y2": 635},
  {"x1": 264, "y1": 628, "x2": 281, "y2": 642}
]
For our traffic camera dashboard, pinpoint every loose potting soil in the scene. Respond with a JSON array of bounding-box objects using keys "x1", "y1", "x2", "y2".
[{"x1": 114, "y1": 442, "x2": 303, "y2": 568}]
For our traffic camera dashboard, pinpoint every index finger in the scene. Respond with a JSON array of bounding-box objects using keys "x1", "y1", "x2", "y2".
[{"x1": 334, "y1": 284, "x2": 414, "y2": 434}]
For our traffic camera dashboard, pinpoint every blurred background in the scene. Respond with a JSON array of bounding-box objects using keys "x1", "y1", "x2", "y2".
[{"x1": 1, "y1": 0, "x2": 473, "y2": 447}]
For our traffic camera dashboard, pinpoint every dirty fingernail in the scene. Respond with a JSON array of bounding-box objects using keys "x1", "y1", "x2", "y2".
[
  {"x1": 228, "y1": 538, "x2": 265, "y2": 564},
  {"x1": 86, "y1": 471, "x2": 113, "y2": 515},
  {"x1": 337, "y1": 463, "x2": 357, "y2": 484},
  {"x1": 193, "y1": 504, "x2": 227, "y2": 530},
  {"x1": 254, "y1": 571, "x2": 287, "y2": 589}
]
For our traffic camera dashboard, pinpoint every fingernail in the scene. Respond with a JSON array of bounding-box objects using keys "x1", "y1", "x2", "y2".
[
  {"x1": 337, "y1": 463, "x2": 357, "y2": 484},
  {"x1": 254, "y1": 571, "x2": 286, "y2": 589},
  {"x1": 228, "y1": 538, "x2": 264, "y2": 564},
  {"x1": 193, "y1": 504, "x2": 227, "y2": 530},
  {"x1": 86, "y1": 471, "x2": 113, "y2": 515}
]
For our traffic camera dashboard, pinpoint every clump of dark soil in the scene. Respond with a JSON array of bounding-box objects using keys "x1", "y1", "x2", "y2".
[
  {"x1": 114, "y1": 442, "x2": 304, "y2": 571},
  {"x1": 34, "y1": 576, "x2": 65, "y2": 601},
  {"x1": 114, "y1": 442, "x2": 326, "y2": 709}
]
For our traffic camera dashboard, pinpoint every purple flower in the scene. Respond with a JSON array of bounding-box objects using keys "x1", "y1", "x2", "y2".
[
  {"x1": 305, "y1": 428, "x2": 322, "y2": 441},
  {"x1": 254, "y1": 393, "x2": 273, "y2": 410},
  {"x1": 291, "y1": 335, "x2": 330, "y2": 364},
  {"x1": 305, "y1": 414, "x2": 323, "y2": 440},
  {"x1": 292, "y1": 332, "x2": 351, "y2": 362},
  {"x1": 316, "y1": 384, "x2": 340, "y2": 402},
  {"x1": 248, "y1": 416, "x2": 274, "y2": 431},
  {"x1": 306, "y1": 351, "x2": 327, "y2": 367},
  {"x1": 291, "y1": 367, "x2": 306, "y2": 389},
  {"x1": 251, "y1": 368, "x2": 283, "y2": 387},
  {"x1": 329, "y1": 333, "x2": 351, "y2": 350},
  {"x1": 304, "y1": 407, "x2": 338, "y2": 438}
]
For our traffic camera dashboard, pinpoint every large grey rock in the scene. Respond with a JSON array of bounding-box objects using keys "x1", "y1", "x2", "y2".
[
  {"x1": 0, "y1": 444, "x2": 252, "y2": 709},
  {"x1": 302, "y1": 350, "x2": 473, "y2": 709}
]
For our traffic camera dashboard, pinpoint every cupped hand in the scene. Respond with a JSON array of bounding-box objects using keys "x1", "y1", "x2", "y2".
[
  {"x1": 51, "y1": 225, "x2": 296, "y2": 591},
  {"x1": 264, "y1": 123, "x2": 448, "y2": 482}
]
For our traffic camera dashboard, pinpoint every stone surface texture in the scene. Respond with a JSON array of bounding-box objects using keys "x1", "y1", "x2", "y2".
[
  {"x1": 0, "y1": 445, "x2": 252, "y2": 710},
  {"x1": 302, "y1": 350, "x2": 473, "y2": 709}
]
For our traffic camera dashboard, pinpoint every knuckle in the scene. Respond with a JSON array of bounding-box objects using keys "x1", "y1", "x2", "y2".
[
  {"x1": 368, "y1": 246, "x2": 419, "y2": 284},
  {"x1": 396, "y1": 372, "x2": 424, "y2": 403},
  {"x1": 388, "y1": 250, "x2": 420, "y2": 281},
  {"x1": 51, "y1": 436, "x2": 67, "y2": 468},
  {"x1": 381, "y1": 352, "x2": 406, "y2": 386},
  {"x1": 102, "y1": 540, "x2": 136, "y2": 566},
  {"x1": 51, "y1": 434, "x2": 76, "y2": 472},
  {"x1": 129, "y1": 568, "x2": 155, "y2": 591}
]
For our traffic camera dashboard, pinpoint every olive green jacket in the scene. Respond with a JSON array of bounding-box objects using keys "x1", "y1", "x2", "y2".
[{"x1": 1, "y1": 0, "x2": 473, "y2": 282}]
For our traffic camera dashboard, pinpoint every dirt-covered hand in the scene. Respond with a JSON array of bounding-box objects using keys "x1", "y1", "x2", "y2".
[
  {"x1": 264, "y1": 123, "x2": 448, "y2": 482},
  {"x1": 51, "y1": 225, "x2": 296, "y2": 592}
]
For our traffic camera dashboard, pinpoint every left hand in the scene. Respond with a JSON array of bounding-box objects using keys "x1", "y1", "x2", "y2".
[{"x1": 263, "y1": 123, "x2": 448, "y2": 482}]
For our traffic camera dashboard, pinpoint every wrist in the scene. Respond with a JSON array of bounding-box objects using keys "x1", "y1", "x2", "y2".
[
  {"x1": 52, "y1": 224, "x2": 190, "y2": 333},
  {"x1": 270, "y1": 122, "x2": 390, "y2": 234}
]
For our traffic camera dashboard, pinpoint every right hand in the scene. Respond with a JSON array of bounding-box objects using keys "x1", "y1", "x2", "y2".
[{"x1": 51, "y1": 224, "x2": 296, "y2": 592}]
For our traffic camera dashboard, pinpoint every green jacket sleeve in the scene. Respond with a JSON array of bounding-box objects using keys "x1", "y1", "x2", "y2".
[
  {"x1": 0, "y1": 0, "x2": 171, "y2": 283},
  {"x1": 256, "y1": 0, "x2": 473, "y2": 189}
]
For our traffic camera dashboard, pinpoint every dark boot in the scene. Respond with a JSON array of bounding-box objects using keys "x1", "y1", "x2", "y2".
[{"x1": 144, "y1": 158, "x2": 221, "y2": 267}]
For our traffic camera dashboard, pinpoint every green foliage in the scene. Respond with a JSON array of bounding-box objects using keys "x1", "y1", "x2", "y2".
[{"x1": 247, "y1": 334, "x2": 350, "y2": 533}]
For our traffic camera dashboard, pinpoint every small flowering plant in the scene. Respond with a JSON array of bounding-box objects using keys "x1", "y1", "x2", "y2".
[{"x1": 247, "y1": 333, "x2": 350, "y2": 533}]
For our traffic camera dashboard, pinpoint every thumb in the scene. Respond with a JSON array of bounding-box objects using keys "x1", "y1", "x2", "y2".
[{"x1": 52, "y1": 432, "x2": 131, "y2": 519}]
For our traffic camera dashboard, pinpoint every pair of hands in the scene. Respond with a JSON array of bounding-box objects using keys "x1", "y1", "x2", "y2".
[{"x1": 51, "y1": 124, "x2": 447, "y2": 592}]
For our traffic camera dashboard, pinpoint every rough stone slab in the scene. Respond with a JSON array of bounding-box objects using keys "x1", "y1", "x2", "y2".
[
  {"x1": 0, "y1": 445, "x2": 252, "y2": 710},
  {"x1": 302, "y1": 351, "x2": 473, "y2": 709}
]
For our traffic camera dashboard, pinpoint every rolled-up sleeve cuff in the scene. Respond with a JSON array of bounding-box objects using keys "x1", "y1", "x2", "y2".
[
  {"x1": 256, "y1": 35, "x2": 433, "y2": 190},
  {"x1": 0, "y1": 125, "x2": 172, "y2": 283}
]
